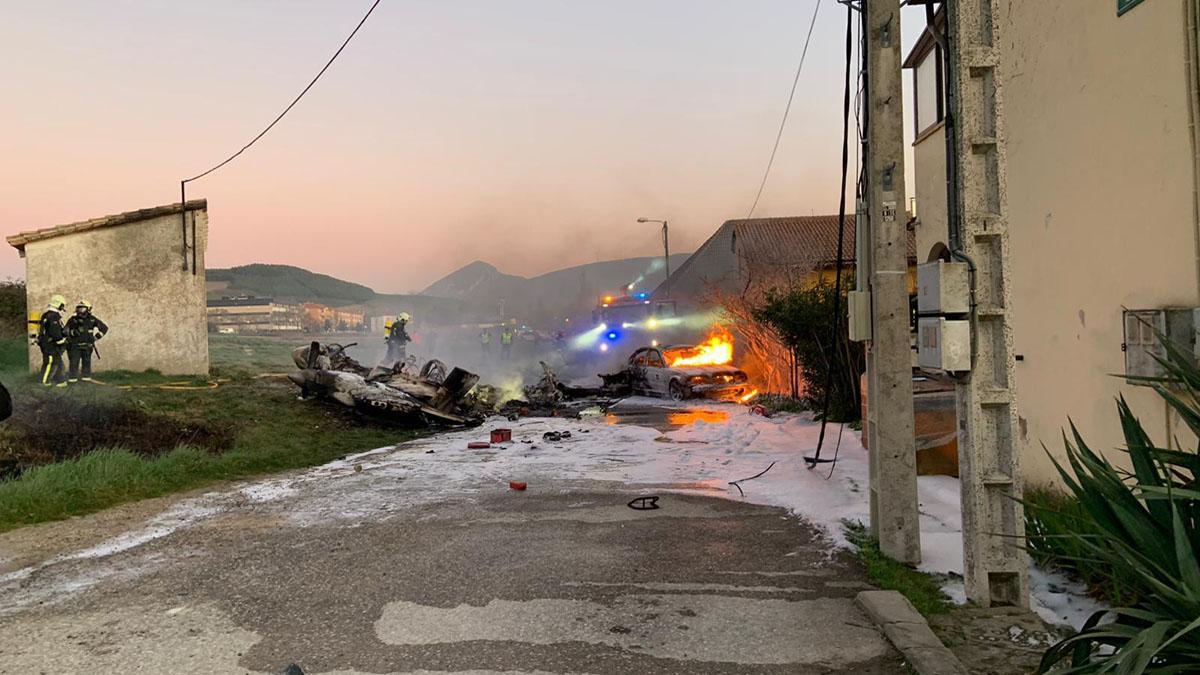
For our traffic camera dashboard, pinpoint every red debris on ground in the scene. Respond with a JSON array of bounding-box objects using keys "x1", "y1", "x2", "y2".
[
  {"x1": 467, "y1": 441, "x2": 491, "y2": 449},
  {"x1": 508, "y1": 480, "x2": 528, "y2": 491}
]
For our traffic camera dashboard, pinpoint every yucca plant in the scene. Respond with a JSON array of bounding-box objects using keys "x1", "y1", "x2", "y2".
[{"x1": 1036, "y1": 333, "x2": 1200, "y2": 673}]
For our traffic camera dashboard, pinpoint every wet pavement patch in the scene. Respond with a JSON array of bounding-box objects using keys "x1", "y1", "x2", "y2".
[{"x1": 605, "y1": 405, "x2": 731, "y2": 431}]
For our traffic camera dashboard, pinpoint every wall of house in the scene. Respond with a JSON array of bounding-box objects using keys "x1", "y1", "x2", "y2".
[
  {"x1": 997, "y1": 0, "x2": 1199, "y2": 484},
  {"x1": 912, "y1": 124, "x2": 948, "y2": 262},
  {"x1": 24, "y1": 209, "x2": 210, "y2": 375},
  {"x1": 905, "y1": 1, "x2": 1199, "y2": 485}
]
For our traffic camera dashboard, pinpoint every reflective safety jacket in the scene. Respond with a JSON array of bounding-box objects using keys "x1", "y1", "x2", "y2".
[{"x1": 500, "y1": 330, "x2": 514, "y2": 345}]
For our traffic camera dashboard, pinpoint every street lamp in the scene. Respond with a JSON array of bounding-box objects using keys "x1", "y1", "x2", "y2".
[{"x1": 637, "y1": 217, "x2": 670, "y2": 298}]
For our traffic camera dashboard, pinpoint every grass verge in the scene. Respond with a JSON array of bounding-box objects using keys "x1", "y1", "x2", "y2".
[
  {"x1": 844, "y1": 520, "x2": 951, "y2": 616},
  {"x1": 0, "y1": 334, "x2": 417, "y2": 533}
]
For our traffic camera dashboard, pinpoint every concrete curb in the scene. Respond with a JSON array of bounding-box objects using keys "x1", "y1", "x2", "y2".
[{"x1": 856, "y1": 590, "x2": 968, "y2": 675}]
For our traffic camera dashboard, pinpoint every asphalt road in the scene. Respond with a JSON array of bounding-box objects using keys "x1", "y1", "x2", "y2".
[{"x1": 0, "y1": 438, "x2": 904, "y2": 674}]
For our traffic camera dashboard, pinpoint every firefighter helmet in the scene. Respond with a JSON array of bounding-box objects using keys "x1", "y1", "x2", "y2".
[
  {"x1": 49, "y1": 294, "x2": 66, "y2": 311},
  {"x1": 76, "y1": 299, "x2": 92, "y2": 311},
  {"x1": 398, "y1": 312, "x2": 411, "y2": 322}
]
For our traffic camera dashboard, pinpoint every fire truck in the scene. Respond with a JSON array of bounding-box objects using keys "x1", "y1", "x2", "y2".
[{"x1": 587, "y1": 291, "x2": 678, "y2": 354}]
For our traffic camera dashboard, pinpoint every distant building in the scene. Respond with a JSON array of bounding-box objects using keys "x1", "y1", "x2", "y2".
[
  {"x1": 299, "y1": 303, "x2": 364, "y2": 332},
  {"x1": 6, "y1": 200, "x2": 210, "y2": 375},
  {"x1": 331, "y1": 306, "x2": 365, "y2": 332},
  {"x1": 207, "y1": 297, "x2": 302, "y2": 333},
  {"x1": 659, "y1": 215, "x2": 916, "y2": 312},
  {"x1": 301, "y1": 303, "x2": 333, "y2": 332}
]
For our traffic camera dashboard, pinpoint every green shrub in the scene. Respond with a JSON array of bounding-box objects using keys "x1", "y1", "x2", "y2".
[
  {"x1": 1025, "y1": 487, "x2": 1141, "y2": 607},
  {"x1": 753, "y1": 279, "x2": 864, "y2": 422},
  {"x1": 1035, "y1": 335, "x2": 1200, "y2": 673},
  {"x1": 0, "y1": 280, "x2": 26, "y2": 339}
]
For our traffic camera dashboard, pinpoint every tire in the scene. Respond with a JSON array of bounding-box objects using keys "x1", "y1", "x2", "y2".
[{"x1": 669, "y1": 380, "x2": 689, "y2": 402}]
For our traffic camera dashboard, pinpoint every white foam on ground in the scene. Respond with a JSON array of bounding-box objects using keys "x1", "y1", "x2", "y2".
[{"x1": 3, "y1": 402, "x2": 1104, "y2": 628}]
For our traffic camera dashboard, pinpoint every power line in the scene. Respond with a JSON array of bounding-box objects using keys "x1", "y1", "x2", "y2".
[
  {"x1": 182, "y1": 0, "x2": 383, "y2": 184},
  {"x1": 746, "y1": 0, "x2": 823, "y2": 219},
  {"x1": 805, "y1": 0, "x2": 855, "y2": 471}
]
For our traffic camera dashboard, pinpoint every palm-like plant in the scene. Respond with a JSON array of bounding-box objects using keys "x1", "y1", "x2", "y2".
[{"x1": 1037, "y1": 334, "x2": 1200, "y2": 673}]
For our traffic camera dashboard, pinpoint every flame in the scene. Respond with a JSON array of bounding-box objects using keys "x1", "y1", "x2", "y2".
[
  {"x1": 739, "y1": 389, "x2": 760, "y2": 404},
  {"x1": 667, "y1": 329, "x2": 734, "y2": 367}
]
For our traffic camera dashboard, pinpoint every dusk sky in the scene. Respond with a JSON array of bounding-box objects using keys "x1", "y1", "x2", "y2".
[{"x1": 1, "y1": 1, "x2": 921, "y2": 293}]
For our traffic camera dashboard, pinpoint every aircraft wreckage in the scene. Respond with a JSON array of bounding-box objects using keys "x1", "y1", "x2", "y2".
[
  {"x1": 288, "y1": 342, "x2": 486, "y2": 427},
  {"x1": 287, "y1": 339, "x2": 752, "y2": 428},
  {"x1": 286, "y1": 342, "x2": 633, "y2": 427}
]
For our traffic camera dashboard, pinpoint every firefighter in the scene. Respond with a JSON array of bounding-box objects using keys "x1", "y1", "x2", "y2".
[
  {"x1": 479, "y1": 328, "x2": 492, "y2": 358},
  {"x1": 500, "y1": 324, "x2": 515, "y2": 360},
  {"x1": 65, "y1": 299, "x2": 108, "y2": 382},
  {"x1": 37, "y1": 294, "x2": 68, "y2": 387},
  {"x1": 385, "y1": 312, "x2": 412, "y2": 364}
]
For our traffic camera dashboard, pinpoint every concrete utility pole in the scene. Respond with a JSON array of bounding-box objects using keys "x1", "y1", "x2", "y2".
[
  {"x1": 863, "y1": 0, "x2": 921, "y2": 564},
  {"x1": 944, "y1": 0, "x2": 1030, "y2": 606}
]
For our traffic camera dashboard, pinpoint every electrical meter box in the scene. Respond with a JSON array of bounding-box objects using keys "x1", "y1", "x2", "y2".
[
  {"x1": 847, "y1": 290, "x2": 871, "y2": 342},
  {"x1": 917, "y1": 261, "x2": 970, "y2": 316},
  {"x1": 918, "y1": 317, "x2": 971, "y2": 371}
]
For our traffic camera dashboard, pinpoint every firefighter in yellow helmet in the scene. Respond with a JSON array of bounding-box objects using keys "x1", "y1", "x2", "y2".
[
  {"x1": 384, "y1": 312, "x2": 412, "y2": 364},
  {"x1": 36, "y1": 294, "x2": 68, "y2": 387},
  {"x1": 65, "y1": 299, "x2": 108, "y2": 382}
]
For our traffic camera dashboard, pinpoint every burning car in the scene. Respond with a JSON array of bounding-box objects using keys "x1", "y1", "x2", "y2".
[{"x1": 623, "y1": 336, "x2": 750, "y2": 401}]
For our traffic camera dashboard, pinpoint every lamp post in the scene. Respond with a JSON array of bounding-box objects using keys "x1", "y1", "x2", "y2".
[{"x1": 636, "y1": 217, "x2": 670, "y2": 298}]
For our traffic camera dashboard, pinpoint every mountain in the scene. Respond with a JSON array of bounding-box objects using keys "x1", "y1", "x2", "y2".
[
  {"x1": 207, "y1": 264, "x2": 469, "y2": 324},
  {"x1": 208, "y1": 264, "x2": 374, "y2": 306},
  {"x1": 421, "y1": 254, "x2": 692, "y2": 318},
  {"x1": 208, "y1": 253, "x2": 693, "y2": 326},
  {"x1": 420, "y1": 261, "x2": 526, "y2": 302}
]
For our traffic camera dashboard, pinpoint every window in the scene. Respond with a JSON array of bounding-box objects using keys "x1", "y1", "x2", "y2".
[
  {"x1": 1118, "y1": 0, "x2": 1146, "y2": 16},
  {"x1": 913, "y1": 44, "x2": 945, "y2": 137}
]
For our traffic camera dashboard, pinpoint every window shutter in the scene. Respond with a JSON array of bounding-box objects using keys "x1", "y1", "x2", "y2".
[{"x1": 1118, "y1": 0, "x2": 1146, "y2": 16}]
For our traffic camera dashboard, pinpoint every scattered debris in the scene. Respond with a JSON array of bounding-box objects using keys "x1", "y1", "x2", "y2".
[
  {"x1": 627, "y1": 495, "x2": 660, "y2": 510},
  {"x1": 498, "y1": 362, "x2": 627, "y2": 418},
  {"x1": 543, "y1": 430, "x2": 573, "y2": 442},
  {"x1": 467, "y1": 441, "x2": 490, "y2": 449},
  {"x1": 490, "y1": 428, "x2": 512, "y2": 443},
  {"x1": 509, "y1": 480, "x2": 528, "y2": 491}
]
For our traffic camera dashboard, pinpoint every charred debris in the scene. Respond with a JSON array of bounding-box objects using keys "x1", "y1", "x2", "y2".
[{"x1": 287, "y1": 342, "x2": 629, "y2": 428}]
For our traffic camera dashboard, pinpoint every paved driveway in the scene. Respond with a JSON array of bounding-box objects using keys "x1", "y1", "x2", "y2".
[{"x1": 0, "y1": 419, "x2": 903, "y2": 674}]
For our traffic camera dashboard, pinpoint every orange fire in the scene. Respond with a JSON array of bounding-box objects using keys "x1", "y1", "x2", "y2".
[
  {"x1": 739, "y1": 389, "x2": 760, "y2": 403},
  {"x1": 667, "y1": 329, "x2": 735, "y2": 367}
]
